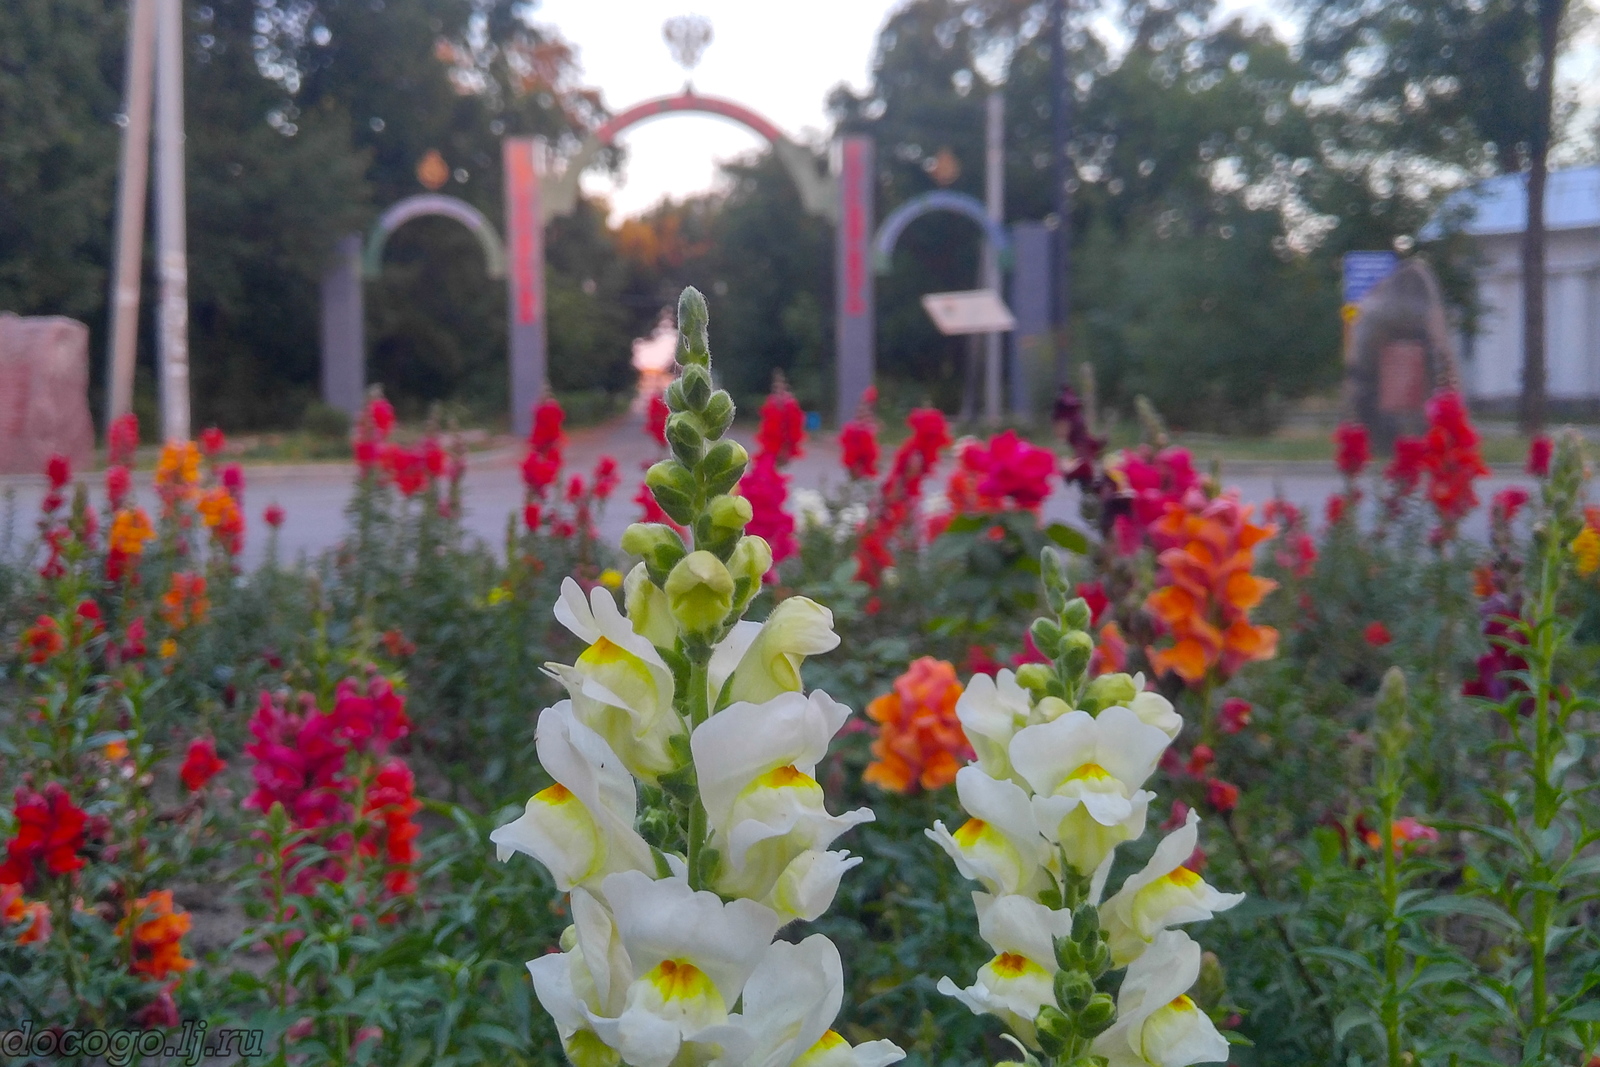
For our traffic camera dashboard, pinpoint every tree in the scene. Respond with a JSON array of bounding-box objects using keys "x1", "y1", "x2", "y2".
[{"x1": 1296, "y1": 0, "x2": 1587, "y2": 430}]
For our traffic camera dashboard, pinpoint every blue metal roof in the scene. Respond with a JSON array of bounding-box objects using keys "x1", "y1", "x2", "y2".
[{"x1": 1420, "y1": 165, "x2": 1600, "y2": 240}]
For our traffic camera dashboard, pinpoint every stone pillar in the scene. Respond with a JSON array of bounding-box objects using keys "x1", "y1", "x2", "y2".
[
  {"x1": 319, "y1": 233, "x2": 365, "y2": 416},
  {"x1": 504, "y1": 136, "x2": 547, "y2": 439},
  {"x1": 0, "y1": 315, "x2": 95, "y2": 475},
  {"x1": 834, "y1": 135, "x2": 874, "y2": 423},
  {"x1": 1009, "y1": 222, "x2": 1051, "y2": 420},
  {"x1": 1350, "y1": 258, "x2": 1461, "y2": 448}
]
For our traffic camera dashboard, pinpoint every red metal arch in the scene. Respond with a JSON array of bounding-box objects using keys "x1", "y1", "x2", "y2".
[{"x1": 593, "y1": 91, "x2": 786, "y2": 147}]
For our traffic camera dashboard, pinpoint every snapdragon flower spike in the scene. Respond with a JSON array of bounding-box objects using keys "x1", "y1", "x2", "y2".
[
  {"x1": 927, "y1": 547, "x2": 1240, "y2": 1065},
  {"x1": 495, "y1": 288, "x2": 901, "y2": 1067}
]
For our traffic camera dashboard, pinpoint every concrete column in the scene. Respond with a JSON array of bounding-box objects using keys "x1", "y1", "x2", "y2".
[
  {"x1": 505, "y1": 137, "x2": 547, "y2": 438},
  {"x1": 982, "y1": 91, "x2": 1005, "y2": 425},
  {"x1": 105, "y1": 0, "x2": 157, "y2": 431},
  {"x1": 834, "y1": 136, "x2": 874, "y2": 423},
  {"x1": 319, "y1": 234, "x2": 365, "y2": 416}
]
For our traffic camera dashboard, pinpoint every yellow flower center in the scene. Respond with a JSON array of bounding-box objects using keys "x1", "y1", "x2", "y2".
[
  {"x1": 644, "y1": 958, "x2": 718, "y2": 1003},
  {"x1": 953, "y1": 818, "x2": 989, "y2": 848},
  {"x1": 579, "y1": 636, "x2": 629, "y2": 666},
  {"x1": 1068, "y1": 762, "x2": 1114, "y2": 783},
  {"x1": 756, "y1": 764, "x2": 814, "y2": 790},
  {"x1": 536, "y1": 783, "x2": 575, "y2": 805},
  {"x1": 989, "y1": 952, "x2": 1040, "y2": 979},
  {"x1": 1162, "y1": 866, "x2": 1202, "y2": 888}
]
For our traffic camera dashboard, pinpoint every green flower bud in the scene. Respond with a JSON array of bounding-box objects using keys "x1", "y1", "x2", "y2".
[
  {"x1": 1085, "y1": 941, "x2": 1112, "y2": 978},
  {"x1": 1071, "y1": 902, "x2": 1100, "y2": 943},
  {"x1": 701, "y1": 390, "x2": 735, "y2": 438},
  {"x1": 1030, "y1": 618, "x2": 1064, "y2": 658},
  {"x1": 1053, "y1": 934, "x2": 1081, "y2": 972},
  {"x1": 1016, "y1": 662, "x2": 1053, "y2": 694},
  {"x1": 1195, "y1": 951, "x2": 1226, "y2": 1013},
  {"x1": 666, "y1": 411, "x2": 706, "y2": 466},
  {"x1": 644, "y1": 461, "x2": 699, "y2": 526},
  {"x1": 1034, "y1": 1006, "x2": 1074, "y2": 1057},
  {"x1": 1061, "y1": 596, "x2": 1093, "y2": 633},
  {"x1": 1054, "y1": 969, "x2": 1095, "y2": 1013},
  {"x1": 1041, "y1": 546, "x2": 1069, "y2": 594},
  {"x1": 680, "y1": 363, "x2": 713, "y2": 412},
  {"x1": 665, "y1": 551, "x2": 735, "y2": 635},
  {"x1": 621, "y1": 523, "x2": 688, "y2": 585},
  {"x1": 700, "y1": 439, "x2": 749, "y2": 497},
  {"x1": 708, "y1": 494, "x2": 753, "y2": 532},
  {"x1": 675, "y1": 286, "x2": 710, "y2": 366},
  {"x1": 1077, "y1": 993, "x2": 1116, "y2": 1036},
  {"x1": 1059, "y1": 630, "x2": 1094, "y2": 678},
  {"x1": 623, "y1": 564, "x2": 678, "y2": 647},
  {"x1": 728, "y1": 535, "x2": 773, "y2": 614},
  {"x1": 1080, "y1": 673, "x2": 1138, "y2": 715},
  {"x1": 664, "y1": 378, "x2": 688, "y2": 413}
]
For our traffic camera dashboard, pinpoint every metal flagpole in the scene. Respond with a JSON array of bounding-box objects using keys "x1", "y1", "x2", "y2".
[
  {"x1": 982, "y1": 90, "x2": 1005, "y2": 425},
  {"x1": 106, "y1": 0, "x2": 158, "y2": 431},
  {"x1": 154, "y1": 0, "x2": 190, "y2": 441}
]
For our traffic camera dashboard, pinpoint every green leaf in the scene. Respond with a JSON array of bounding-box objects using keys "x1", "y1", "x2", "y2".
[
  {"x1": 1045, "y1": 523, "x2": 1091, "y2": 555},
  {"x1": 1402, "y1": 895, "x2": 1519, "y2": 930}
]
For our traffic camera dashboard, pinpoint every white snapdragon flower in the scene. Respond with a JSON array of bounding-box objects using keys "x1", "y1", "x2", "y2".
[
  {"x1": 954, "y1": 670, "x2": 1036, "y2": 782},
  {"x1": 526, "y1": 889, "x2": 633, "y2": 1067},
  {"x1": 1102, "y1": 810, "x2": 1244, "y2": 965},
  {"x1": 547, "y1": 578, "x2": 682, "y2": 781},
  {"x1": 1127, "y1": 686, "x2": 1183, "y2": 740},
  {"x1": 927, "y1": 766, "x2": 1053, "y2": 897},
  {"x1": 691, "y1": 691, "x2": 873, "y2": 918},
  {"x1": 937, "y1": 893, "x2": 1074, "y2": 1048},
  {"x1": 588, "y1": 871, "x2": 783, "y2": 1067},
  {"x1": 719, "y1": 934, "x2": 903, "y2": 1067},
  {"x1": 1091, "y1": 930, "x2": 1229, "y2": 1067},
  {"x1": 491, "y1": 702, "x2": 654, "y2": 894},
  {"x1": 1011, "y1": 706, "x2": 1171, "y2": 874},
  {"x1": 708, "y1": 597, "x2": 841, "y2": 708}
]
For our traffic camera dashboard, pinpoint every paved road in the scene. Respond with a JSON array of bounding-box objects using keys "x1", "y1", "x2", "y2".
[{"x1": 1, "y1": 413, "x2": 1537, "y2": 568}]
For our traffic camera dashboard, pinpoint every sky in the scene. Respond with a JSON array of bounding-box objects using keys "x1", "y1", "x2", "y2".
[{"x1": 532, "y1": 0, "x2": 1599, "y2": 222}]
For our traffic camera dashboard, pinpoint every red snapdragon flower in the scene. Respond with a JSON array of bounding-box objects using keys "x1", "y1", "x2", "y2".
[
  {"x1": 530, "y1": 398, "x2": 565, "y2": 452},
  {"x1": 361, "y1": 759, "x2": 422, "y2": 896},
  {"x1": 368, "y1": 398, "x2": 396, "y2": 437},
  {"x1": 199, "y1": 427, "x2": 226, "y2": 456},
  {"x1": 1219, "y1": 698, "x2": 1252, "y2": 734},
  {"x1": 106, "y1": 465, "x2": 132, "y2": 509},
  {"x1": 740, "y1": 453, "x2": 795, "y2": 564},
  {"x1": 108, "y1": 413, "x2": 140, "y2": 466},
  {"x1": 646, "y1": 393, "x2": 670, "y2": 447},
  {"x1": 1334, "y1": 423, "x2": 1371, "y2": 477},
  {"x1": 971, "y1": 431, "x2": 1056, "y2": 510},
  {"x1": 1526, "y1": 436, "x2": 1552, "y2": 478},
  {"x1": 1204, "y1": 779, "x2": 1240, "y2": 813},
  {"x1": 839, "y1": 420, "x2": 879, "y2": 479},
  {"x1": 1363, "y1": 622, "x2": 1392, "y2": 647},
  {"x1": 46, "y1": 454, "x2": 71, "y2": 490},
  {"x1": 180, "y1": 738, "x2": 226, "y2": 792},
  {"x1": 1492, "y1": 486, "x2": 1530, "y2": 524},
  {"x1": 755, "y1": 389, "x2": 806, "y2": 465},
  {"x1": 22, "y1": 616, "x2": 65, "y2": 664},
  {"x1": 0, "y1": 784, "x2": 90, "y2": 888},
  {"x1": 263, "y1": 503, "x2": 285, "y2": 528}
]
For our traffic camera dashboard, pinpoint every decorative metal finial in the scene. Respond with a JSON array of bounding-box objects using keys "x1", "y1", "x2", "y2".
[{"x1": 663, "y1": 14, "x2": 713, "y2": 86}]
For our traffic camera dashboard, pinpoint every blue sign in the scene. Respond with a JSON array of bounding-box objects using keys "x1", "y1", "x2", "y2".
[{"x1": 1342, "y1": 251, "x2": 1398, "y2": 305}]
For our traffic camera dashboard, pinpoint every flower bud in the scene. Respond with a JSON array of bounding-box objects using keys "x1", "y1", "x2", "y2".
[
  {"x1": 1195, "y1": 951, "x2": 1226, "y2": 1013},
  {"x1": 1071, "y1": 902, "x2": 1100, "y2": 943},
  {"x1": 1054, "y1": 934, "x2": 1082, "y2": 972},
  {"x1": 728, "y1": 535, "x2": 773, "y2": 613},
  {"x1": 664, "y1": 378, "x2": 688, "y2": 413},
  {"x1": 701, "y1": 390, "x2": 735, "y2": 438},
  {"x1": 680, "y1": 364, "x2": 713, "y2": 412},
  {"x1": 644, "y1": 461, "x2": 699, "y2": 526},
  {"x1": 707, "y1": 494, "x2": 753, "y2": 532},
  {"x1": 1016, "y1": 662, "x2": 1054, "y2": 694},
  {"x1": 624, "y1": 563, "x2": 678, "y2": 647},
  {"x1": 1061, "y1": 596, "x2": 1093, "y2": 633},
  {"x1": 621, "y1": 521, "x2": 686, "y2": 560},
  {"x1": 1041, "y1": 546, "x2": 1069, "y2": 595},
  {"x1": 700, "y1": 439, "x2": 749, "y2": 497},
  {"x1": 666, "y1": 412, "x2": 706, "y2": 466},
  {"x1": 1077, "y1": 992, "x2": 1116, "y2": 1036},
  {"x1": 1034, "y1": 1006, "x2": 1074, "y2": 1057},
  {"x1": 675, "y1": 286, "x2": 710, "y2": 366},
  {"x1": 1054, "y1": 969, "x2": 1095, "y2": 1013},
  {"x1": 1030, "y1": 618, "x2": 1064, "y2": 658},
  {"x1": 1080, "y1": 673, "x2": 1138, "y2": 715},
  {"x1": 664, "y1": 551, "x2": 735, "y2": 635},
  {"x1": 1059, "y1": 630, "x2": 1094, "y2": 678}
]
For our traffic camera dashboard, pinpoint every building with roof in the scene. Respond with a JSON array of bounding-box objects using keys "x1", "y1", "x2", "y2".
[{"x1": 1422, "y1": 165, "x2": 1600, "y2": 411}]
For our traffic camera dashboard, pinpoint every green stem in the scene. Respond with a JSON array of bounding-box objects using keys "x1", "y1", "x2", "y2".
[
  {"x1": 1379, "y1": 791, "x2": 1402, "y2": 1067},
  {"x1": 684, "y1": 657, "x2": 711, "y2": 890},
  {"x1": 1525, "y1": 520, "x2": 1561, "y2": 1036}
]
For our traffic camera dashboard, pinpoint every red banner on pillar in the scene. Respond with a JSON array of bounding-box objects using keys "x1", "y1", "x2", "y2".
[
  {"x1": 503, "y1": 138, "x2": 541, "y2": 326},
  {"x1": 842, "y1": 139, "x2": 869, "y2": 317}
]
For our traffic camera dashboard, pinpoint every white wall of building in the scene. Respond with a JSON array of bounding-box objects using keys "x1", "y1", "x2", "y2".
[{"x1": 1461, "y1": 226, "x2": 1600, "y2": 402}]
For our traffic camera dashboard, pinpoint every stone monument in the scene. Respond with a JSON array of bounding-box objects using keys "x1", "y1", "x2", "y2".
[
  {"x1": 1347, "y1": 257, "x2": 1461, "y2": 447},
  {"x1": 0, "y1": 314, "x2": 96, "y2": 475}
]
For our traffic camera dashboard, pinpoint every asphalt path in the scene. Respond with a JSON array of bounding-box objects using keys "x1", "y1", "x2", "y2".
[{"x1": 0, "y1": 413, "x2": 1539, "y2": 569}]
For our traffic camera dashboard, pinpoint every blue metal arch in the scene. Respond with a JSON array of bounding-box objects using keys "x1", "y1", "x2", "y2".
[
  {"x1": 872, "y1": 191, "x2": 1012, "y2": 274},
  {"x1": 363, "y1": 194, "x2": 507, "y2": 280}
]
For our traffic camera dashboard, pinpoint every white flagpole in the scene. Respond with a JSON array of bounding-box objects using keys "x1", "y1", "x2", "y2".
[{"x1": 154, "y1": 0, "x2": 190, "y2": 441}]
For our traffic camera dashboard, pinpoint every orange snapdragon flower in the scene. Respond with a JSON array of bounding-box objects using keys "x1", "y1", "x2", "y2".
[
  {"x1": 2, "y1": 882, "x2": 51, "y2": 944},
  {"x1": 1145, "y1": 497, "x2": 1279, "y2": 686},
  {"x1": 160, "y1": 573, "x2": 209, "y2": 630},
  {"x1": 864, "y1": 657, "x2": 973, "y2": 793},
  {"x1": 155, "y1": 441, "x2": 201, "y2": 495},
  {"x1": 109, "y1": 507, "x2": 156, "y2": 557},
  {"x1": 117, "y1": 889, "x2": 194, "y2": 980}
]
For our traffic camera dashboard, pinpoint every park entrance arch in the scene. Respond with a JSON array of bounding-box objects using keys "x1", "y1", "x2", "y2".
[{"x1": 321, "y1": 95, "x2": 877, "y2": 435}]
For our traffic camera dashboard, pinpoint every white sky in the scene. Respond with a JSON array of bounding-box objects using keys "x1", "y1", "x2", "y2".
[{"x1": 532, "y1": 0, "x2": 1595, "y2": 221}]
